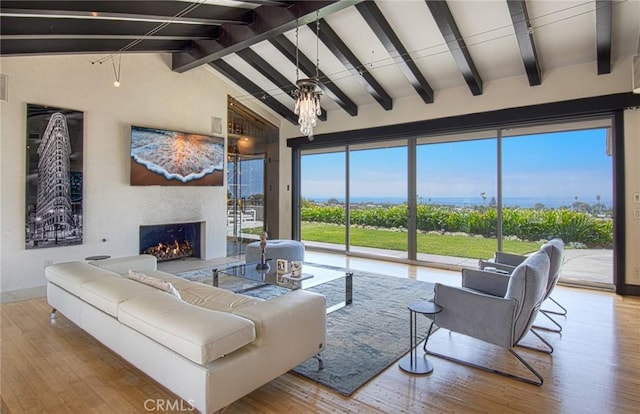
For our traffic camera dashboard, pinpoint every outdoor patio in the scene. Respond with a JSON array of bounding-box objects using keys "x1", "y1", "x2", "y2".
[{"x1": 303, "y1": 240, "x2": 614, "y2": 289}]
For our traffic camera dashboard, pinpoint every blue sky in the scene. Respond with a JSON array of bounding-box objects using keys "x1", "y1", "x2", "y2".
[{"x1": 301, "y1": 128, "x2": 612, "y2": 203}]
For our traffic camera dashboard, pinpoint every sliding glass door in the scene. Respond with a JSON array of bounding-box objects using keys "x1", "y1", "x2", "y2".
[
  {"x1": 415, "y1": 133, "x2": 498, "y2": 263},
  {"x1": 300, "y1": 148, "x2": 346, "y2": 250},
  {"x1": 501, "y1": 124, "x2": 613, "y2": 286},
  {"x1": 348, "y1": 141, "x2": 408, "y2": 258}
]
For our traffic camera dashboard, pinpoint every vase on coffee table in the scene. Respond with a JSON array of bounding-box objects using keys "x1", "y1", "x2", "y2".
[{"x1": 256, "y1": 231, "x2": 269, "y2": 270}]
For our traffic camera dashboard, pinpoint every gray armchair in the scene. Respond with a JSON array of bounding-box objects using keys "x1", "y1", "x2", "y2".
[
  {"x1": 425, "y1": 250, "x2": 550, "y2": 385},
  {"x1": 478, "y1": 238, "x2": 566, "y2": 332}
]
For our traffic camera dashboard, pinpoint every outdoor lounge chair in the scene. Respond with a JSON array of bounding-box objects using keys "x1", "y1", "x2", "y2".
[
  {"x1": 424, "y1": 250, "x2": 550, "y2": 385},
  {"x1": 477, "y1": 238, "x2": 566, "y2": 333}
]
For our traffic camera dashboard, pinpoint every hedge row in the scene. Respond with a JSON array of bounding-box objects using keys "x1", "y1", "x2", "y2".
[{"x1": 300, "y1": 204, "x2": 613, "y2": 248}]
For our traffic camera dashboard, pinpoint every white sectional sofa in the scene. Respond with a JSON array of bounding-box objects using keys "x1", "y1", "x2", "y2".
[{"x1": 45, "y1": 255, "x2": 327, "y2": 414}]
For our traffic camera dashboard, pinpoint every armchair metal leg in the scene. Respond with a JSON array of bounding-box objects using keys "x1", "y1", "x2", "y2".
[
  {"x1": 542, "y1": 296, "x2": 568, "y2": 316},
  {"x1": 424, "y1": 333, "x2": 544, "y2": 386},
  {"x1": 517, "y1": 329, "x2": 553, "y2": 354},
  {"x1": 532, "y1": 309, "x2": 563, "y2": 333}
]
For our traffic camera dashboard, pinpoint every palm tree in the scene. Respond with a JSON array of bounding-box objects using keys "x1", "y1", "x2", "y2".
[{"x1": 480, "y1": 192, "x2": 487, "y2": 206}]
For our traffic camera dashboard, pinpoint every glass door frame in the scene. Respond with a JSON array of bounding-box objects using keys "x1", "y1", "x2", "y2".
[
  {"x1": 226, "y1": 96, "x2": 278, "y2": 256},
  {"x1": 226, "y1": 151, "x2": 265, "y2": 256}
]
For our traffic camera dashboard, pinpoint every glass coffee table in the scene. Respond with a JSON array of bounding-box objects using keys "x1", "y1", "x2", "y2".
[{"x1": 213, "y1": 262, "x2": 353, "y2": 314}]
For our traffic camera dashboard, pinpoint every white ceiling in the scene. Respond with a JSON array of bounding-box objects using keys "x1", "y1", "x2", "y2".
[{"x1": 221, "y1": 0, "x2": 640, "y2": 114}]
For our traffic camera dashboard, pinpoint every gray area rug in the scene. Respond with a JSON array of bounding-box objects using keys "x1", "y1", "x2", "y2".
[{"x1": 176, "y1": 263, "x2": 435, "y2": 397}]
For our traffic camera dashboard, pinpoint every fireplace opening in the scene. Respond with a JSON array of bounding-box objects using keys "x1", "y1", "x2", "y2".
[{"x1": 139, "y1": 222, "x2": 202, "y2": 261}]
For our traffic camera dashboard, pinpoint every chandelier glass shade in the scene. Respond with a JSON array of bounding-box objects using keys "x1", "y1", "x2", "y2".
[{"x1": 293, "y1": 78, "x2": 322, "y2": 138}]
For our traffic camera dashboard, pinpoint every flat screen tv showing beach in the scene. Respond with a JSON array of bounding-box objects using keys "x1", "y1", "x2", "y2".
[{"x1": 130, "y1": 125, "x2": 224, "y2": 186}]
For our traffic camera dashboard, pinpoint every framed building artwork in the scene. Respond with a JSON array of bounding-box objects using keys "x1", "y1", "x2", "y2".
[{"x1": 25, "y1": 104, "x2": 84, "y2": 249}]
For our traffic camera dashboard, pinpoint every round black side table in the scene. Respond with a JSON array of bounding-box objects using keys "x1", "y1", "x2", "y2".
[{"x1": 398, "y1": 300, "x2": 442, "y2": 375}]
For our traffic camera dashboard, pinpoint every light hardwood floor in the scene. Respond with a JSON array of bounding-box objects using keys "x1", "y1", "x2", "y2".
[{"x1": 1, "y1": 251, "x2": 639, "y2": 413}]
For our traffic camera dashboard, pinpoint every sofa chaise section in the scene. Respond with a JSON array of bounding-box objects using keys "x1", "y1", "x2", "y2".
[{"x1": 45, "y1": 255, "x2": 327, "y2": 413}]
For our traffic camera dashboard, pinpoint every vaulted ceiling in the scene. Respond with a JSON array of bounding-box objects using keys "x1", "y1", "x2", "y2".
[{"x1": 2, "y1": 0, "x2": 639, "y2": 126}]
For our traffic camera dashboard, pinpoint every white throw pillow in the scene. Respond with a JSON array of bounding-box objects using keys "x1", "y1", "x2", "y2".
[{"x1": 128, "y1": 269, "x2": 181, "y2": 299}]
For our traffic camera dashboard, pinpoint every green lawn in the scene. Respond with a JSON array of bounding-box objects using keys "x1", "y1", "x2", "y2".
[
  {"x1": 301, "y1": 222, "x2": 542, "y2": 259},
  {"x1": 241, "y1": 226, "x2": 264, "y2": 236}
]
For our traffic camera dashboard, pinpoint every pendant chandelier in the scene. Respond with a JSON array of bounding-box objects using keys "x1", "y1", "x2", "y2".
[{"x1": 292, "y1": 14, "x2": 322, "y2": 140}]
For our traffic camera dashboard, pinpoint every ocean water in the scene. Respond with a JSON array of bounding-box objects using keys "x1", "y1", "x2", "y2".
[
  {"x1": 131, "y1": 128, "x2": 224, "y2": 183},
  {"x1": 304, "y1": 196, "x2": 612, "y2": 209}
]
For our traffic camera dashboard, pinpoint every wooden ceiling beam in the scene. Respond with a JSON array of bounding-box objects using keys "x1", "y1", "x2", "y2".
[
  {"x1": 356, "y1": 1, "x2": 434, "y2": 104},
  {"x1": 507, "y1": 0, "x2": 541, "y2": 86},
  {"x1": 425, "y1": 0, "x2": 483, "y2": 96},
  {"x1": 0, "y1": 16, "x2": 219, "y2": 40},
  {"x1": 0, "y1": 1, "x2": 253, "y2": 25},
  {"x1": 172, "y1": 1, "x2": 363, "y2": 73},
  {"x1": 312, "y1": 18, "x2": 392, "y2": 110},
  {"x1": 595, "y1": 0, "x2": 612, "y2": 75},
  {"x1": 0, "y1": 38, "x2": 189, "y2": 55},
  {"x1": 209, "y1": 59, "x2": 299, "y2": 125}
]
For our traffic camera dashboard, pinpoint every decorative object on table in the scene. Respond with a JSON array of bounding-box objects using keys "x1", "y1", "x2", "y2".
[
  {"x1": 276, "y1": 259, "x2": 289, "y2": 284},
  {"x1": 290, "y1": 261, "x2": 303, "y2": 278},
  {"x1": 276, "y1": 258, "x2": 288, "y2": 274},
  {"x1": 280, "y1": 272, "x2": 314, "y2": 290},
  {"x1": 25, "y1": 104, "x2": 84, "y2": 250},
  {"x1": 256, "y1": 231, "x2": 270, "y2": 270}
]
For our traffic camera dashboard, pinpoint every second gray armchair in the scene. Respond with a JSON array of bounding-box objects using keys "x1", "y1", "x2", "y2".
[{"x1": 478, "y1": 238, "x2": 566, "y2": 332}]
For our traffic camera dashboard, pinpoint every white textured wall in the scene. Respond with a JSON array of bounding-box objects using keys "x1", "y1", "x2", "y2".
[{"x1": 0, "y1": 54, "x2": 279, "y2": 292}]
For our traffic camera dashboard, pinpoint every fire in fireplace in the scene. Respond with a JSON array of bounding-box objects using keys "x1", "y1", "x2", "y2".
[
  {"x1": 139, "y1": 222, "x2": 202, "y2": 261},
  {"x1": 144, "y1": 240, "x2": 193, "y2": 261}
]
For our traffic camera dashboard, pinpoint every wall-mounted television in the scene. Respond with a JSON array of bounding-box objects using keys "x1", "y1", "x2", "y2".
[{"x1": 130, "y1": 125, "x2": 224, "y2": 186}]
